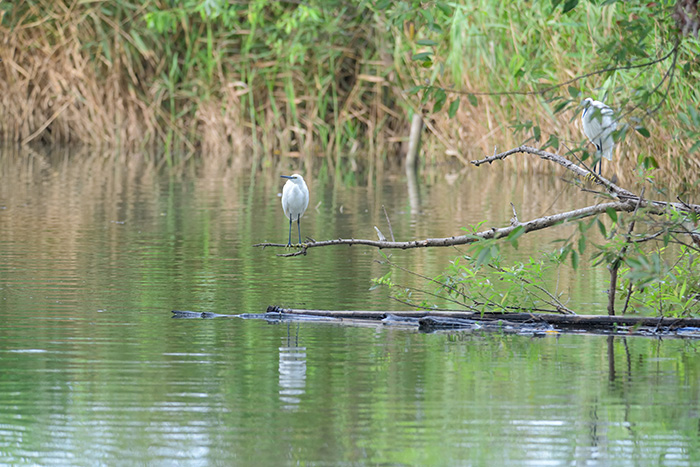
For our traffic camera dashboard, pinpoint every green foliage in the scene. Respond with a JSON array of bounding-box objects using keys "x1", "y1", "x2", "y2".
[
  {"x1": 393, "y1": 0, "x2": 700, "y2": 176},
  {"x1": 370, "y1": 270, "x2": 395, "y2": 291},
  {"x1": 375, "y1": 194, "x2": 700, "y2": 317},
  {"x1": 618, "y1": 247, "x2": 700, "y2": 317},
  {"x1": 3, "y1": 0, "x2": 699, "y2": 168},
  {"x1": 586, "y1": 203, "x2": 700, "y2": 316},
  {"x1": 140, "y1": 0, "x2": 384, "y2": 152},
  {"x1": 678, "y1": 104, "x2": 700, "y2": 154},
  {"x1": 375, "y1": 238, "x2": 571, "y2": 314}
]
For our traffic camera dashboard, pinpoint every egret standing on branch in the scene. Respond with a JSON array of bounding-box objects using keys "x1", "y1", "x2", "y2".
[
  {"x1": 280, "y1": 174, "x2": 309, "y2": 247},
  {"x1": 581, "y1": 98, "x2": 617, "y2": 174}
]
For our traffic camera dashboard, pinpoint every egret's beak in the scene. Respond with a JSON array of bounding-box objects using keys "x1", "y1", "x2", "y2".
[{"x1": 280, "y1": 175, "x2": 294, "y2": 179}]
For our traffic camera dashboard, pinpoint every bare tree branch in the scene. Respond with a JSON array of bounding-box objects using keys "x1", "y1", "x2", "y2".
[
  {"x1": 471, "y1": 146, "x2": 700, "y2": 213},
  {"x1": 471, "y1": 145, "x2": 635, "y2": 197},
  {"x1": 255, "y1": 200, "x2": 640, "y2": 253},
  {"x1": 255, "y1": 146, "x2": 699, "y2": 255}
]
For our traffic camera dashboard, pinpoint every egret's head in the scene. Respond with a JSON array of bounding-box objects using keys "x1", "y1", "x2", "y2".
[
  {"x1": 281, "y1": 174, "x2": 305, "y2": 183},
  {"x1": 580, "y1": 97, "x2": 593, "y2": 109}
]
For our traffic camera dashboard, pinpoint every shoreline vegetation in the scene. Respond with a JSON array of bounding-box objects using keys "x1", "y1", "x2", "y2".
[{"x1": 1, "y1": 1, "x2": 699, "y2": 183}]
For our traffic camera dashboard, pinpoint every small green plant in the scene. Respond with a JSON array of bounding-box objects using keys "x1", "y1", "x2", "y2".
[
  {"x1": 616, "y1": 246, "x2": 700, "y2": 317},
  {"x1": 374, "y1": 236, "x2": 574, "y2": 314},
  {"x1": 374, "y1": 198, "x2": 700, "y2": 317}
]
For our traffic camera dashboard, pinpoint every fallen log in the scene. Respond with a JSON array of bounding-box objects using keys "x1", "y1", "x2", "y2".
[
  {"x1": 171, "y1": 309, "x2": 340, "y2": 322},
  {"x1": 267, "y1": 306, "x2": 700, "y2": 328},
  {"x1": 266, "y1": 306, "x2": 700, "y2": 337},
  {"x1": 171, "y1": 307, "x2": 700, "y2": 338}
]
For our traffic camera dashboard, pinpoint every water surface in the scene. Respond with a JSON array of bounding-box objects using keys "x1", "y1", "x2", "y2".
[{"x1": 1, "y1": 147, "x2": 698, "y2": 465}]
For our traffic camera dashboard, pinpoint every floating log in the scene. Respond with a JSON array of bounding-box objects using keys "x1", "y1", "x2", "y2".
[
  {"x1": 171, "y1": 309, "x2": 341, "y2": 322},
  {"x1": 267, "y1": 306, "x2": 700, "y2": 328},
  {"x1": 171, "y1": 308, "x2": 700, "y2": 338},
  {"x1": 171, "y1": 310, "x2": 231, "y2": 319},
  {"x1": 266, "y1": 306, "x2": 700, "y2": 337}
]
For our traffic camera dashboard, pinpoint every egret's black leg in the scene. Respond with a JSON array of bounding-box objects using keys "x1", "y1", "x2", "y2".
[
  {"x1": 595, "y1": 142, "x2": 603, "y2": 175},
  {"x1": 593, "y1": 158, "x2": 601, "y2": 175},
  {"x1": 287, "y1": 216, "x2": 293, "y2": 247},
  {"x1": 296, "y1": 213, "x2": 302, "y2": 244}
]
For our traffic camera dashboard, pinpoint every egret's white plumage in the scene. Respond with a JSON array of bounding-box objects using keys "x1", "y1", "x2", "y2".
[
  {"x1": 581, "y1": 97, "x2": 616, "y2": 173},
  {"x1": 280, "y1": 174, "x2": 309, "y2": 246}
]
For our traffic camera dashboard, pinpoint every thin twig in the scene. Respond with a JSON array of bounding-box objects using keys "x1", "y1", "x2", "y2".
[
  {"x1": 389, "y1": 281, "x2": 479, "y2": 311},
  {"x1": 621, "y1": 283, "x2": 634, "y2": 315},
  {"x1": 510, "y1": 203, "x2": 520, "y2": 226},
  {"x1": 382, "y1": 204, "x2": 395, "y2": 242},
  {"x1": 431, "y1": 42, "x2": 679, "y2": 98},
  {"x1": 487, "y1": 264, "x2": 575, "y2": 315},
  {"x1": 378, "y1": 258, "x2": 470, "y2": 302},
  {"x1": 631, "y1": 231, "x2": 665, "y2": 243},
  {"x1": 608, "y1": 188, "x2": 646, "y2": 316}
]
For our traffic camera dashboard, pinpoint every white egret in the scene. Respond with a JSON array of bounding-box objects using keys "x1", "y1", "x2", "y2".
[
  {"x1": 581, "y1": 97, "x2": 617, "y2": 174},
  {"x1": 280, "y1": 174, "x2": 309, "y2": 246}
]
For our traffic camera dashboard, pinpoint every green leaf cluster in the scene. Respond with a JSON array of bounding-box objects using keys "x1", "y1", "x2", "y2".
[
  {"x1": 376, "y1": 191, "x2": 700, "y2": 317},
  {"x1": 376, "y1": 236, "x2": 569, "y2": 314}
]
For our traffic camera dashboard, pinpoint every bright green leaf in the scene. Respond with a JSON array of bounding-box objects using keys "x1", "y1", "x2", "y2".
[
  {"x1": 689, "y1": 140, "x2": 700, "y2": 154},
  {"x1": 562, "y1": 0, "x2": 579, "y2": 14},
  {"x1": 635, "y1": 126, "x2": 651, "y2": 138},
  {"x1": 407, "y1": 85, "x2": 423, "y2": 95},
  {"x1": 545, "y1": 134, "x2": 559, "y2": 149},
  {"x1": 597, "y1": 219, "x2": 607, "y2": 237},
  {"x1": 641, "y1": 155, "x2": 659, "y2": 169},
  {"x1": 553, "y1": 100, "x2": 570, "y2": 114},
  {"x1": 436, "y1": 3, "x2": 452, "y2": 15},
  {"x1": 448, "y1": 99, "x2": 460, "y2": 118},
  {"x1": 375, "y1": 0, "x2": 392, "y2": 9},
  {"x1": 507, "y1": 225, "x2": 525, "y2": 249},
  {"x1": 433, "y1": 88, "x2": 447, "y2": 113},
  {"x1": 412, "y1": 52, "x2": 433, "y2": 61},
  {"x1": 476, "y1": 246, "x2": 492, "y2": 268}
]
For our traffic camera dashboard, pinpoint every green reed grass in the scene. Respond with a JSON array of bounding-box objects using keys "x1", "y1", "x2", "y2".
[
  {"x1": 0, "y1": 0, "x2": 698, "y2": 183},
  {"x1": 409, "y1": 0, "x2": 700, "y2": 183}
]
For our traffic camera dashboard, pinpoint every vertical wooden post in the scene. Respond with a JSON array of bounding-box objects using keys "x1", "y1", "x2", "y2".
[{"x1": 405, "y1": 112, "x2": 423, "y2": 174}]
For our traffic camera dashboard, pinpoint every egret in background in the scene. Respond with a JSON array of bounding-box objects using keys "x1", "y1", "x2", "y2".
[
  {"x1": 280, "y1": 174, "x2": 309, "y2": 246},
  {"x1": 581, "y1": 97, "x2": 617, "y2": 174}
]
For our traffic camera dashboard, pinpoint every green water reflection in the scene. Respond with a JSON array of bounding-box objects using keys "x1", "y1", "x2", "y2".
[
  {"x1": 1, "y1": 148, "x2": 698, "y2": 465},
  {"x1": 1, "y1": 319, "x2": 700, "y2": 465}
]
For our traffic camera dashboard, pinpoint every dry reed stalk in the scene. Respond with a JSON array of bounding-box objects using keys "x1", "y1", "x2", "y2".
[
  {"x1": 197, "y1": 78, "x2": 250, "y2": 165},
  {"x1": 0, "y1": 1, "x2": 197, "y2": 153},
  {"x1": 0, "y1": 1, "x2": 696, "y2": 187},
  {"x1": 418, "y1": 65, "x2": 699, "y2": 186}
]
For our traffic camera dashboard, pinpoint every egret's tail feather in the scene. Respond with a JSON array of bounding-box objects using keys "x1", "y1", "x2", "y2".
[{"x1": 602, "y1": 146, "x2": 613, "y2": 161}]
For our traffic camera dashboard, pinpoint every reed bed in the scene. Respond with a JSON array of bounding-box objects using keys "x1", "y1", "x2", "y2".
[
  {"x1": 417, "y1": 2, "x2": 700, "y2": 185},
  {"x1": 0, "y1": 1, "x2": 698, "y2": 183}
]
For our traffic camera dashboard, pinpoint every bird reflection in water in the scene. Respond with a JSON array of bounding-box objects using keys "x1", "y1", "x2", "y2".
[{"x1": 278, "y1": 323, "x2": 307, "y2": 411}]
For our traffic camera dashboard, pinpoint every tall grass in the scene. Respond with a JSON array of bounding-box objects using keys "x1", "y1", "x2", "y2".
[
  {"x1": 414, "y1": 1, "x2": 700, "y2": 184},
  {"x1": 0, "y1": 1, "x2": 698, "y2": 183}
]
